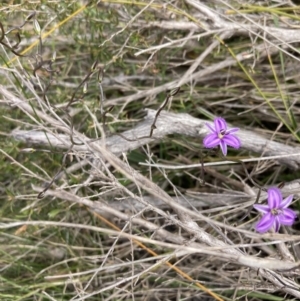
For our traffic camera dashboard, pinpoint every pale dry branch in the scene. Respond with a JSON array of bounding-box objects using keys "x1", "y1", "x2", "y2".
[
  {"x1": 133, "y1": 20, "x2": 201, "y2": 31},
  {"x1": 104, "y1": 193, "x2": 251, "y2": 211},
  {"x1": 10, "y1": 108, "x2": 300, "y2": 168}
]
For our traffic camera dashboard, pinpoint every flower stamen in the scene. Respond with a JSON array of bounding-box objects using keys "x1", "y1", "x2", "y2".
[
  {"x1": 271, "y1": 208, "x2": 280, "y2": 216},
  {"x1": 218, "y1": 129, "x2": 226, "y2": 139}
]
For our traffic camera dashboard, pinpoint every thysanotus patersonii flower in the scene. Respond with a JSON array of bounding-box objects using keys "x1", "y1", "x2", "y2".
[
  {"x1": 203, "y1": 117, "x2": 241, "y2": 156},
  {"x1": 254, "y1": 187, "x2": 297, "y2": 233}
]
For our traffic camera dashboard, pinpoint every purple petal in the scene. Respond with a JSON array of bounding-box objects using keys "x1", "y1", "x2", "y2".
[
  {"x1": 203, "y1": 133, "x2": 220, "y2": 148},
  {"x1": 205, "y1": 122, "x2": 216, "y2": 133},
  {"x1": 253, "y1": 204, "x2": 270, "y2": 214},
  {"x1": 267, "y1": 187, "x2": 282, "y2": 209},
  {"x1": 256, "y1": 213, "x2": 274, "y2": 233},
  {"x1": 278, "y1": 208, "x2": 297, "y2": 226},
  {"x1": 222, "y1": 135, "x2": 241, "y2": 149},
  {"x1": 219, "y1": 140, "x2": 227, "y2": 156},
  {"x1": 226, "y1": 127, "x2": 239, "y2": 134},
  {"x1": 214, "y1": 117, "x2": 227, "y2": 133},
  {"x1": 274, "y1": 217, "x2": 281, "y2": 232},
  {"x1": 280, "y1": 195, "x2": 294, "y2": 209}
]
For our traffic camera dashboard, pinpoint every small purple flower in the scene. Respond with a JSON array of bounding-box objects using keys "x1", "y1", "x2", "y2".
[
  {"x1": 254, "y1": 187, "x2": 297, "y2": 233},
  {"x1": 203, "y1": 117, "x2": 241, "y2": 156}
]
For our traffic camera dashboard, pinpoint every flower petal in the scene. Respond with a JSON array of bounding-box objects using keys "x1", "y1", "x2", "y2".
[
  {"x1": 280, "y1": 195, "x2": 294, "y2": 209},
  {"x1": 222, "y1": 135, "x2": 241, "y2": 149},
  {"x1": 226, "y1": 127, "x2": 239, "y2": 134},
  {"x1": 219, "y1": 140, "x2": 227, "y2": 156},
  {"x1": 205, "y1": 122, "x2": 216, "y2": 133},
  {"x1": 203, "y1": 133, "x2": 220, "y2": 148},
  {"x1": 274, "y1": 216, "x2": 281, "y2": 232},
  {"x1": 253, "y1": 204, "x2": 270, "y2": 214},
  {"x1": 278, "y1": 208, "x2": 297, "y2": 226},
  {"x1": 214, "y1": 117, "x2": 227, "y2": 133},
  {"x1": 256, "y1": 213, "x2": 274, "y2": 233},
  {"x1": 267, "y1": 187, "x2": 282, "y2": 209}
]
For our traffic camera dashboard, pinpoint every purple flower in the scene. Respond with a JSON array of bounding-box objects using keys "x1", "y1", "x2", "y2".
[
  {"x1": 254, "y1": 187, "x2": 297, "y2": 233},
  {"x1": 203, "y1": 117, "x2": 241, "y2": 156}
]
